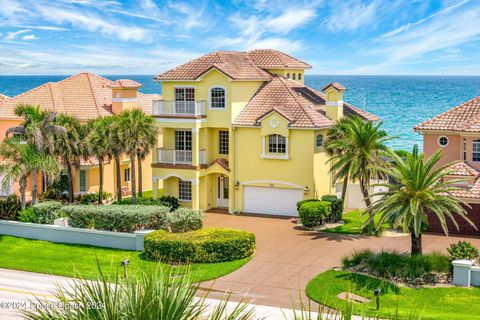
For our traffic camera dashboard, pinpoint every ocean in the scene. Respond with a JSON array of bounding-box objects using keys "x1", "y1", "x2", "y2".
[{"x1": 1, "y1": 75, "x2": 480, "y2": 151}]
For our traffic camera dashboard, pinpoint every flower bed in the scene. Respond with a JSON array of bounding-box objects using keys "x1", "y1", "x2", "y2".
[{"x1": 144, "y1": 227, "x2": 256, "y2": 263}]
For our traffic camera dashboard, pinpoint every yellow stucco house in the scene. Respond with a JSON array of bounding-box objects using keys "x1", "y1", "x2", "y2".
[
  {"x1": 0, "y1": 73, "x2": 160, "y2": 198},
  {"x1": 151, "y1": 49, "x2": 378, "y2": 216}
]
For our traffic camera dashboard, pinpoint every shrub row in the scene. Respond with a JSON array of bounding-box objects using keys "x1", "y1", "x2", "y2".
[
  {"x1": 342, "y1": 249, "x2": 451, "y2": 281},
  {"x1": 296, "y1": 195, "x2": 343, "y2": 227},
  {"x1": 60, "y1": 205, "x2": 203, "y2": 233},
  {"x1": 18, "y1": 201, "x2": 63, "y2": 224},
  {"x1": 144, "y1": 228, "x2": 256, "y2": 263},
  {"x1": 0, "y1": 195, "x2": 22, "y2": 221},
  {"x1": 78, "y1": 192, "x2": 113, "y2": 204},
  {"x1": 115, "y1": 195, "x2": 179, "y2": 211}
]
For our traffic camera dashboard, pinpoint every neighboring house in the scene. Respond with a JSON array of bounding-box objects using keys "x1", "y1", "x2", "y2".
[
  {"x1": 151, "y1": 49, "x2": 378, "y2": 216},
  {"x1": 415, "y1": 95, "x2": 480, "y2": 235},
  {"x1": 0, "y1": 72, "x2": 161, "y2": 198}
]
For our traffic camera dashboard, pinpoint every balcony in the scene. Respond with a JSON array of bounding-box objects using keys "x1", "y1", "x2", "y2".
[
  {"x1": 156, "y1": 148, "x2": 206, "y2": 166},
  {"x1": 152, "y1": 100, "x2": 206, "y2": 117}
]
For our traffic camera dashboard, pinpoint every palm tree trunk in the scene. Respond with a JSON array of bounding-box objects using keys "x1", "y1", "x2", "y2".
[
  {"x1": 115, "y1": 155, "x2": 122, "y2": 202},
  {"x1": 130, "y1": 154, "x2": 136, "y2": 204},
  {"x1": 411, "y1": 233, "x2": 423, "y2": 255},
  {"x1": 341, "y1": 174, "x2": 349, "y2": 205},
  {"x1": 137, "y1": 152, "x2": 143, "y2": 198},
  {"x1": 31, "y1": 169, "x2": 38, "y2": 205},
  {"x1": 98, "y1": 159, "x2": 103, "y2": 204},
  {"x1": 66, "y1": 161, "x2": 74, "y2": 203},
  {"x1": 20, "y1": 175, "x2": 27, "y2": 210}
]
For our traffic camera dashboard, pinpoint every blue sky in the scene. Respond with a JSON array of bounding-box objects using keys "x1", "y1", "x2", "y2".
[{"x1": 0, "y1": 0, "x2": 479, "y2": 75}]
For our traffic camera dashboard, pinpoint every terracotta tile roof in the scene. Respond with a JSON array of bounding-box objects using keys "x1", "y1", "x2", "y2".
[
  {"x1": 246, "y1": 49, "x2": 312, "y2": 69},
  {"x1": 447, "y1": 161, "x2": 480, "y2": 177},
  {"x1": 0, "y1": 73, "x2": 160, "y2": 120},
  {"x1": 110, "y1": 79, "x2": 142, "y2": 88},
  {"x1": 80, "y1": 157, "x2": 111, "y2": 167},
  {"x1": 208, "y1": 158, "x2": 230, "y2": 171},
  {"x1": 0, "y1": 94, "x2": 9, "y2": 104},
  {"x1": 322, "y1": 82, "x2": 347, "y2": 92},
  {"x1": 138, "y1": 92, "x2": 162, "y2": 114},
  {"x1": 233, "y1": 75, "x2": 379, "y2": 128},
  {"x1": 415, "y1": 96, "x2": 480, "y2": 132}
]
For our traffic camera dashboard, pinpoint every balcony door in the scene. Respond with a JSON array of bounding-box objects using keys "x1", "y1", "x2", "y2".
[
  {"x1": 175, "y1": 130, "x2": 192, "y2": 163},
  {"x1": 174, "y1": 87, "x2": 195, "y2": 114},
  {"x1": 216, "y1": 175, "x2": 229, "y2": 208}
]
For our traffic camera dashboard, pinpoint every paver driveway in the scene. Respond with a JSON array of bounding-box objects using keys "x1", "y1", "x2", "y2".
[{"x1": 202, "y1": 211, "x2": 480, "y2": 308}]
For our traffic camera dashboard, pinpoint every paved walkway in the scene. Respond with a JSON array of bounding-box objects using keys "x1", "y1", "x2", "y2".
[{"x1": 202, "y1": 211, "x2": 480, "y2": 309}]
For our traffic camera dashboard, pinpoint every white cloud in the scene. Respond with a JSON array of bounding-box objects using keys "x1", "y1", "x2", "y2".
[
  {"x1": 17, "y1": 25, "x2": 69, "y2": 31},
  {"x1": 21, "y1": 34, "x2": 37, "y2": 41},
  {"x1": 325, "y1": 0, "x2": 379, "y2": 32},
  {"x1": 264, "y1": 8, "x2": 317, "y2": 34},
  {"x1": 5, "y1": 29, "x2": 31, "y2": 40}
]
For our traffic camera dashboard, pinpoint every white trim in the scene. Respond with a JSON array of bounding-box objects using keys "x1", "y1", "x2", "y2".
[
  {"x1": 192, "y1": 128, "x2": 200, "y2": 134},
  {"x1": 256, "y1": 110, "x2": 290, "y2": 123},
  {"x1": 195, "y1": 67, "x2": 233, "y2": 81},
  {"x1": 173, "y1": 85, "x2": 197, "y2": 88},
  {"x1": 208, "y1": 85, "x2": 227, "y2": 110},
  {"x1": 112, "y1": 97, "x2": 137, "y2": 103},
  {"x1": 437, "y1": 135, "x2": 449, "y2": 148},
  {"x1": 262, "y1": 135, "x2": 289, "y2": 159},
  {"x1": 241, "y1": 180, "x2": 305, "y2": 190},
  {"x1": 261, "y1": 154, "x2": 289, "y2": 160},
  {"x1": 155, "y1": 118, "x2": 206, "y2": 124},
  {"x1": 158, "y1": 174, "x2": 197, "y2": 185},
  {"x1": 326, "y1": 101, "x2": 343, "y2": 107}
]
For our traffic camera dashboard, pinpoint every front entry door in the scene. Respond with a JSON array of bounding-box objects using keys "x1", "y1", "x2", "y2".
[{"x1": 216, "y1": 176, "x2": 229, "y2": 208}]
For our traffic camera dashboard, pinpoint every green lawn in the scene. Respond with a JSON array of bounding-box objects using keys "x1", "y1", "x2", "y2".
[
  {"x1": 306, "y1": 269, "x2": 480, "y2": 320},
  {"x1": 322, "y1": 210, "x2": 389, "y2": 234},
  {"x1": 0, "y1": 235, "x2": 249, "y2": 282}
]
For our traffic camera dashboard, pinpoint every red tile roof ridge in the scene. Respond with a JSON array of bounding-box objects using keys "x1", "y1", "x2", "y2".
[{"x1": 447, "y1": 161, "x2": 480, "y2": 177}]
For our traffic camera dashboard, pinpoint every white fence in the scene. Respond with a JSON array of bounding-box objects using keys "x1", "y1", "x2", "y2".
[{"x1": 0, "y1": 220, "x2": 154, "y2": 251}]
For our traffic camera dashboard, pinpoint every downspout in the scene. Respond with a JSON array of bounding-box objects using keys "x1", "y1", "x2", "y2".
[{"x1": 232, "y1": 124, "x2": 238, "y2": 213}]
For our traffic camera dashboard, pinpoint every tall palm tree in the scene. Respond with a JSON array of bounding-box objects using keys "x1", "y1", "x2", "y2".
[
  {"x1": 103, "y1": 114, "x2": 125, "y2": 202},
  {"x1": 53, "y1": 114, "x2": 83, "y2": 203},
  {"x1": 118, "y1": 109, "x2": 158, "y2": 203},
  {"x1": 86, "y1": 117, "x2": 115, "y2": 204},
  {"x1": 135, "y1": 115, "x2": 157, "y2": 198},
  {"x1": 0, "y1": 138, "x2": 59, "y2": 209},
  {"x1": 326, "y1": 117, "x2": 393, "y2": 230},
  {"x1": 369, "y1": 146, "x2": 475, "y2": 255},
  {"x1": 324, "y1": 116, "x2": 355, "y2": 203},
  {"x1": 7, "y1": 105, "x2": 65, "y2": 204}
]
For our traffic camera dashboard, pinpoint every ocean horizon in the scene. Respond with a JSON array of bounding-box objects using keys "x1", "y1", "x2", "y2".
[{"x1": 2, "y1": 74, "x2": 480, "y2": 151}]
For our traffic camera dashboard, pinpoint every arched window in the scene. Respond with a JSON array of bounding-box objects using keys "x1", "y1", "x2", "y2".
[
  {"x1": 210, "y1": 87, "x2": 225, "y2": 109},
  {"x1": 473, "y1": 140, "x2": 480, "y2": 162},
  {"x1": 268, "y1": 134, "x2": 286, "y2": 154},
  {"x1": 292, "y1": 73, "x2": 296, "y2": 80},
  {"x1": 316, "y1": 134, "x2": 323, "y2": 147},
  {"x1": 286, "y1": 73, "x2": 290, "y2": 79},
  {"x1": 298, "y1": 73, "x2": 302, "y2": 80}
]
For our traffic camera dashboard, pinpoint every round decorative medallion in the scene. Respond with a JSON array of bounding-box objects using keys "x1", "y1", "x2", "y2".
[{"x1": 269, "y1": 117, "x2": 280, "y2": 128}]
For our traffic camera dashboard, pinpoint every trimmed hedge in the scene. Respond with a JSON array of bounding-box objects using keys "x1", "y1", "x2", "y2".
[
  {"x1": 299, "y1": 201, "x2": 331, "y2": 227},
  {"x1": 78, "y1": 192, "x2": 112, "y2": 204},
  {"x1": 32, "y1": 201, "x2": 63, "y2": 224},
  {"x1": 296, "y1": 199, "x2": 320, "y2": 212},
  {"x1": 167, "y1": 207, "x2": 203, "y2": 233},
  {"x1": 321, "y1": 195, "x2": 343, "y2": 222},
  {"x1": 144, "y1": 228, "x2": 256, "y2": 263},
  {"x1": 115, "y1": 195, "x2": 179, "y2": 211},
  {"x1": 61, "y1": 205, "x2": 170, "y2": 232}
]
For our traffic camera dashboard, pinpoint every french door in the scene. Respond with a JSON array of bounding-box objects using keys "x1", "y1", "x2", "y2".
[{"x1": 216, "y1": 175, "x2": 229, "y2": 208}]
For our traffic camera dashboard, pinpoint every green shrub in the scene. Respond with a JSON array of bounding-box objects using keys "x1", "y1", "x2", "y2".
[
  {"x1": 0, "y1": 195, "x2": 22, "y2": 221},
  {"x1": 79, "y1": 192, "x2": 112, "y2": 204},
  {"x1": 298, "y1": 201, "x2": 331, "y2": 227},
  {"x1": 296, "y1": 199, "x2": 320, "y2": 212},
  {"x1": 144, "y1": 227, "x2": 256, "y2": 263},
  {"x1": 61, "y1": 205, "x2": 170, "y2": 232},
  {"x1": 321, "y1": 195, "x2": 343, "y2": 222},
  {"x1": 342, "y1": 249, "x2": 451, "y2": 281},
  {"x1": 32, "y1": 201, "x2": 63, "y2": 224},
  {"x1": 447, "y1": 241, "x2": 480, "y2": 260},
  {"x1": 167, "y1": 208, "x2": 203, "y2": 233},
  {"x1": 18, "y1": 208, "x2": 37, "y2": 223},
  {"x1": 114, "y1": 195, "x2": 179, "y2": 211}
]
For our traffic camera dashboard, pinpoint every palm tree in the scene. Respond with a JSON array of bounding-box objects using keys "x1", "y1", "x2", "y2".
[
  {"x1": 369, "y1": 146, "x2": 475, "y2": 255},
  {"x1": 53, "y1": 114, "x2": 83, "y2": 203},
  {"x1": 7, "y1": 105, "x2": 65, "y2": 204},
  {"x1": 326, "y1": 117, "x2": 393, "y2": 230},
  {"x1": 0, "y1": 138, "x2": 59, "y2": 209},
  {"x1": 86, "y1": 117, "x2": 114, "y2": 204},
  {"x1": 118, "y1": 109, "x2": 158, "y2": 203},
  {"x1": 324, "y1": 116, "x2": 355, "y2": 203},
  {"x1": 103, "y1": 114, "x2": 125, "y2": 202}
]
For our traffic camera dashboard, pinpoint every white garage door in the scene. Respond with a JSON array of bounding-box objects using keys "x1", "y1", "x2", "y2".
[{"x1": 243, "y1": 186, "x2": 303, "y2": 216}]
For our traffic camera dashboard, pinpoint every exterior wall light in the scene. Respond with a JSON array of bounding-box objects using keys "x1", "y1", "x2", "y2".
[
  {"x1": 304, "y1": 185, "x2": 309, "y2": 195},
  {"x1": 235, "y1": 180, "x2": 240, "y2": 190}
]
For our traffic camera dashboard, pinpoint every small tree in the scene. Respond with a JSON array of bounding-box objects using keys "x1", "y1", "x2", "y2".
[{"x1": 369, "y1": 146, "x2": 476, "y2": 255}]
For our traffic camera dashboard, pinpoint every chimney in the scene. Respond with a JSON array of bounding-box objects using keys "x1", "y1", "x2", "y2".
[
  {"x1": 110, "y1": 79, "x2": 142, "y2": 114},
  {"x1": 322, "y1": 82, "x2": 346, "y2": 121}
]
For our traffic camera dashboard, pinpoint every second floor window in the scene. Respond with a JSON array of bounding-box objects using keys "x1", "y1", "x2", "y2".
[
  {"x1": 298, "y1": 73, "x2": 302, "y2": 80},
  {"x1": 124, "y1": 168, "x2": 130, "y2": 182},
  {"x1": 473, "y1": 140, "x2": 480, "y2": 162},
  {"x1": 210, "y1": 87, "x2": 226, "y2": 109},
  {"x1": 219, "y1": 130, "x2": 229, "y2": 154},
  {"x1": 268, "y1": 134, "x2": 286, "y2": 154},
  {"x1": 175, "y1": 87, "x2": 195, "y2": 114},
  {"x1": 175, "y1": 130, "x2": 192, "y2": 151}
]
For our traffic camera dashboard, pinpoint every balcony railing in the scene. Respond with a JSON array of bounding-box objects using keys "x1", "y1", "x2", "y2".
[
  {"x1": 152, "y1": 100, "x2": 206, "y2": 117},
  {"x1": 157, "y1": 149, "x2": 206, "y2": 165}
]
